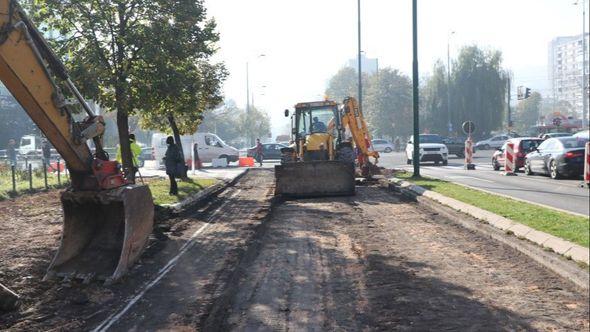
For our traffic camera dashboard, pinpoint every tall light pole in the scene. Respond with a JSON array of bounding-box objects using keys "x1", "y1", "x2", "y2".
[
  {"x1": 574, "y1": 0, "x2": 588, "y2": 128},
  {"x1": 245, "y1": 54, "x2": 266, "y2": 145},
  {"x1": 447, "y1": 31, "x2": 455, "y2": 135},
  {"x1": 412, "y1": 0, "x2": 420, "y2": 177},
  {"x1": 357, "y1": 0, "x2": 363, "y2": 112}
]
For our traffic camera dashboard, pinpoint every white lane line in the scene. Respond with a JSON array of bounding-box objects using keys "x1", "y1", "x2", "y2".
[
  {"x1": 445, "y1": 176, "x2": 495, "y2": 183},
  {"x1": 92, "y1": 189, "x2": 242, "y2": 332}
]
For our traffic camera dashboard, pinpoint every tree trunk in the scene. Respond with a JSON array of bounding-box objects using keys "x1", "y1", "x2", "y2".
[
  {"x1": 167, "y1": 114, "x2": 188, "y2": 179},
  {"x1": 116, "y1": 110, "x2": 135, "y2": 183}
]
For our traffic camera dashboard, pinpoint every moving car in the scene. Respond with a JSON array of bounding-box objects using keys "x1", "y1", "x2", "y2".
[
  {"x1": 475, "y1": 134, "x2": 513, "y2": 150},
  {"x1": 152, "y1": 132, "x2": 239, "y2": 165},
  {"x1": 371, "y1": 139, "x2": 395, "y2": 153},
  {"x1": 247, "y1": 143, "x2": 288, "y2": 160},
  {"x1": 524, "y1": 137, "x2": 589, "y2": 179},
  {"x1": 491, "y1": 137, "x2": 543, "y2": 171},
  {"x1": 406, "y1": 134, "x2": 448, "y2": 165}
]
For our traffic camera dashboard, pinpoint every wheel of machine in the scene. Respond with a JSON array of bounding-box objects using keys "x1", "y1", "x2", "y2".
[
  {"x1": 384, "y1": 147, "x2": 392, "y2": 153},
  {"x1": 336, "y1": 143, "x2": 355, "y2": 168},
  {"x1": 492, "y1": 158, "x2": 500, "y2": 171},
  {"x1": 524, "y1": 160, "x2": 533, "y2": 175},
  {"x1": 550, "y1": 160, "x2": 561, "y2": 179}
]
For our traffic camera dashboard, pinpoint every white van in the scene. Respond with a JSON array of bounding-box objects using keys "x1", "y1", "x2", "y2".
[{"x1": 151, "y1": 132, "x2": 239, "y2": 166}]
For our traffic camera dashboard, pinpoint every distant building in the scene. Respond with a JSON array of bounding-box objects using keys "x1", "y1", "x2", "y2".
[
  {"x1": 548, "y1": 33, "x2": 589, "y2": 118},
  {"x1": 347, "y1": 54, "x2": 379, "y2": 75}
]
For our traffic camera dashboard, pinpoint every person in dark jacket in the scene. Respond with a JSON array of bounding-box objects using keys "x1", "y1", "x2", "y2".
[
  {"x1": 163, "y1": 136, "x2": 182, "y2": 195},
  {"x1": 254, "y1": 138, "x2": 264, "y2": 167},
  {"x1": 7, "y1": 139, "x2": 17, "y2": 167}
]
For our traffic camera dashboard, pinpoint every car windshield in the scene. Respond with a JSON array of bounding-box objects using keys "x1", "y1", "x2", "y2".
[
  {"x1": 419, "y1": 135, "x2": 443, "y2": 144},
  {"x1": 521, "y1": 140, "x2": 541, "y2": 151},
  {"x1": 558, "y1": 137, "x2": 589, "y2": 149}
]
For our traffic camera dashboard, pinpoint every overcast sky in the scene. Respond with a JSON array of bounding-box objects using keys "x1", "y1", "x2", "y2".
[{"x1": 207, "y1": 0, "x2": 588, "y2": 136}]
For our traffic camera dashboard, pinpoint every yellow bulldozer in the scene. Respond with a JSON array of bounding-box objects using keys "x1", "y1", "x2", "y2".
[
  {"x1": 275, "y1": 97, "x2": 379, "y2": 197},
  {"x1": 0, "y1": 0, "x2": 153, "y2": 283}
]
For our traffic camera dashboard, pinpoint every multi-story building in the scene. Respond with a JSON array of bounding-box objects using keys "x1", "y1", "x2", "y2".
[
  {"x1": 347, "y1": 54, "x2": 379, "y2": 75},
  {"x1": 548, "y1": 33, "x2": 589, "y2": 119}
]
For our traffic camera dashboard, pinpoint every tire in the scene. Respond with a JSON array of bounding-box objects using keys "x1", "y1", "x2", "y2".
[
  {"x1": 482, "y1": 144, "x2": 490, "y2": 150},
  {"x1": 442, "y1": 160, "x2": 448, "y2": 166},
  {"x1": 492, "y1": 158, "x2": 500, "y2": 171},
  {"x1": 384, "y1": 147, "x2": 392, "y2": 153},
  {"x1": 336, "y1": 144, "x2": 355, "y2": 168},
  {"x1": 550, "y1": 160, "x2": 561, "y2": 179},
  {"x1": 219, "y1": 154, "x2": 229, "y2": 164},
  {"x1": 524, "y1": 160, "x2": 534, "y2": 175}
]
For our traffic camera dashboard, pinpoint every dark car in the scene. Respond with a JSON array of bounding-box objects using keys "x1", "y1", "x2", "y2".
[
  {"x1": 524, "y1": 137, "x2": 588, "y2": 179},
  {"x1": 247, "y1": 143, "x2": 288, "y2": 160},
  {"x1": 442, "y1": 136, "x2": 476, "y2": 157},
  {"x1": 492, "y1": 137, "x2": 544, "y2": 171}
]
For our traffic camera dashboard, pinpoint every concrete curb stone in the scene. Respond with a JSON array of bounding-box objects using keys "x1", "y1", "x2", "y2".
[{"x1": 392, "y1": 178, "x2": 589, "y2": 266}]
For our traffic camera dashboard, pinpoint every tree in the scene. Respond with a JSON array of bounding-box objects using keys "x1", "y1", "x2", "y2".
[
  {"x1": 31, "y1": 0, "x2": 222, "y2": 181},
  {"x1": 325, "y1": 67, "x2": 369, "y2": 103},
  {"x1": 451, "y1": 46, "x2": 506, "y2": 137},
  {"x1": 240, "y1": 106, "x2": 271, "y2": 147},
  {"x1": 514, "y1": 92, "x2": 542, "y2": 132},
  {"x1": 364, "y1": 68, "x2": 413, "y2": 138},
  {"x1": 199, "y1": 101, "x2": 243, "y2": 147},
  {"x1": 0, "y1": 96, "x2": 37, "y2": 148},
  {"x1": 421, "y1": 61, "x2": 449, "y2": 135}
]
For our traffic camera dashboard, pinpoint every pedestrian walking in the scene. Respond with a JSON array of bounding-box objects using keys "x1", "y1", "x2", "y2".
[
  {"x1": 394, "y1": 137, "x2": 401, "y2": 152},
  {"x1": 6, "y1": 139, "x2": 17, "y2": 167},
  {"x1": 163, "y1": 136, "x2": 182, "y2": 195},
  {"x1": 254, "y1": 138, "x2": 264, "y2": 167}
]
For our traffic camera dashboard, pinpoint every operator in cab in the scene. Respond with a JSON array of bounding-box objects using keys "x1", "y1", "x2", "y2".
[{"x1": 311, "y1": 117, "x2": 327, "y2": 133}]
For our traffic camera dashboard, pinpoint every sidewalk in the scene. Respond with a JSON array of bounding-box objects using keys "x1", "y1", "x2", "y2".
[{"x1": 139, "y1": 165, "x2": 246, "y2": 182}]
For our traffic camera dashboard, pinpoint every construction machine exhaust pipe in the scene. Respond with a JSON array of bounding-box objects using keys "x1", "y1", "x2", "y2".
[{"x1": 44, "y1": 185, "x2": 154, "y2": 284}]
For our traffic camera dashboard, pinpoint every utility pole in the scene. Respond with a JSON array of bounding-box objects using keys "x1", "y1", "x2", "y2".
[
  {"x1": 246, "y1": 62, "x2": 250, "y2": 115},
  {"x1": 412, "y1": 0, "x2": 420, "y2": 177},
  {"x1": 447, "y1": 31, "x2": 454, "y2": 135},
  {"x1": 357, "y1": 0, "x2": 363, "y2": 113},
  {"x1": 507, "y1": 71, "x2": 512, "y2": 133}
]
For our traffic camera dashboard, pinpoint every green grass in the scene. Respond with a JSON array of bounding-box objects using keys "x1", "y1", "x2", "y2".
[
  {"x1": 148, "y1": 177, "x2": 218, "y2": 206},
  {"x1": 0, "y1": 167, "x2": 69, "y2": 200},
  {"x1": 396, "y1": 171, "x2": 589, "y2": 248}
]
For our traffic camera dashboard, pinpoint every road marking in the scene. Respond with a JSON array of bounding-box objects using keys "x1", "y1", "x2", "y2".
[
  {"x1": 445, "y1": 176, "x2": 495, "y2": 183},
  {"x1": 92, "y1": 189, "x2": 242, "y2": 332}
]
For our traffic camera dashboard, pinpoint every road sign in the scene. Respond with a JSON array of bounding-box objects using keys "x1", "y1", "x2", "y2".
[{"x1": 462, "y1": 121, "x2": 475, "y2": 135}]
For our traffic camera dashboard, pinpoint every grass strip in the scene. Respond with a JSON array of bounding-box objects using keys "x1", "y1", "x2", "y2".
[
  {"x1": 396, "y1": 171, "x2": 589, "y2": 248},
  {"x1": 148, "y1": 177, "x2": 218, "y2": 206}
]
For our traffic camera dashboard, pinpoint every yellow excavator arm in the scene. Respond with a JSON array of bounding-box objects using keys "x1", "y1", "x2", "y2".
[
  {"x1": 341, "y1": 97, "x2": 379, "y2": 174},
  {"x1": 0, "y1": 1, "x2": 154, "y2": 284}
]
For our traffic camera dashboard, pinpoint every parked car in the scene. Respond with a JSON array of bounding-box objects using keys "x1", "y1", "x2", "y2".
[
  {"x1": 371, "y1": 139, "x2": 394, "y2": 153},
  {"x1": 406, "y1": 134, "x2": 448, "y2": 165},
  {"x1": 475, "y1": 134, "x2": 513, "y2": 150},
  {"x1": 152, "y1": 132, "x2": 239, "y2": 165},
  {"x1": 441, "y1": 136, "x2": 476, "y2": 157},
  {"x1": 491, "y1": 137, "x2": 543, "y2": 171},
  {"x1": 539, "y1": 132, "x2": 571, "y2": 140},
  {"x1": 247, "y1": 143, "x2": 288, "y2": 160},
  {"x1": 524, "y1": 137, "x2": 589, "y2": 179}
]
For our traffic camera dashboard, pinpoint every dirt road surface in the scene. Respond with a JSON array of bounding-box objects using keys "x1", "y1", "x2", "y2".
[{"x1": 1, "y1": 169, "x2": 588, "y2": 331}]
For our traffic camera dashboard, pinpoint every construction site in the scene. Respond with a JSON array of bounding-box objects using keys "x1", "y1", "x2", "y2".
[{"x1": 1, "y1": 0, "x2": 590, "y2": 330}]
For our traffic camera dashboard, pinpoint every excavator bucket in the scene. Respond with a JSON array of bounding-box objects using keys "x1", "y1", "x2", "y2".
[
  {"x1": 275, "y1": 161, "x2": 355, "y2": 198},
  {"x1": 44, "y1": 185, "x2": 154, "y2": 284}
]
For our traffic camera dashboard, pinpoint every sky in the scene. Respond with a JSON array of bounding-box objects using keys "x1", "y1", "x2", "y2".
[{"x1": 206, "y1": 0, "x2": 588, "y2": 137}]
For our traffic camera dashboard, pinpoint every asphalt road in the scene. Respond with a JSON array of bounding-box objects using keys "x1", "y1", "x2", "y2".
[{"x1": 378, "y1": 150, "x2": 590, "y2": 216}]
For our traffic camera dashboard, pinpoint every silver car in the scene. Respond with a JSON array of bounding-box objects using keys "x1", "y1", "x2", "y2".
[{"x1": 371, "y1": 139, "x2": 395, "y2": 153}]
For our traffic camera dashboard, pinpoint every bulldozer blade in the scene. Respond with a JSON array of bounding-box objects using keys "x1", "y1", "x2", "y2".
[
  {"x1": 275, "y1": 161, "x2": 355, "y2": 198},
  {"x1": 45, "y1": 184, "x2": 154, "y2": 284}
]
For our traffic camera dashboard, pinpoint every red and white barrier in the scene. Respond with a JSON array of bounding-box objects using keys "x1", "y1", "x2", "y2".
[
  {"x1": 464, "y1": 137, "x2": 475, "y2": 170},
  {"x1": 504, "y1": 141, "x2": 516, "y2": 176},
  {"x1": 584, "y1": 142, "x2": 590, "y2": 186}
]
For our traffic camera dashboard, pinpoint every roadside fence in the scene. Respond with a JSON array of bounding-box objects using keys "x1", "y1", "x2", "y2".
[{"x1": 0, "y1": 157, "x2": 69, "y2": 199}]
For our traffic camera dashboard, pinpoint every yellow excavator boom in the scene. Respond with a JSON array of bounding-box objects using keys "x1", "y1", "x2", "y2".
[{"x1": 0, "y1": 0, "x2": 154, "y2": 284}]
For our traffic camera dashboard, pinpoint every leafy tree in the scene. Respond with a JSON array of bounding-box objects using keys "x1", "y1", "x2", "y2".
[
  {"x1": 0, "y1": 96, "x2": 37, "y2": 148},
  {"x1": 450, "y1": 46, "x2": 507, "y2": 137},
  {"x1": 364, "y1": 68, "x2": 413, "y2": 138},
  {"x1": 514, "y1": 92, "x2": 542, "y2": 132},
  {"x1": 240, "y1": 106, "x2": 271, "y2": 147},
  {"x1": 325, "y1": 67, "x2": 369, "y2": 103},
  {"x1": 199, "y1": 100, "x2": 243, "y2": 147},
  {"x1": 30, "y1": 0, "x2": 222, "y2": 181},
  {"x1": 421, "y1": 61, "x2": 449, "y2": 135}
]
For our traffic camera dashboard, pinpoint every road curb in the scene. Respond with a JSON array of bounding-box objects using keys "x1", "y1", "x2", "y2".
[
  {"x1": 155, "y1": 169, "x2": 249, "y2": 220},
  {"x1": 388, "y1": 178, "x2": 589, "y2": 289}
]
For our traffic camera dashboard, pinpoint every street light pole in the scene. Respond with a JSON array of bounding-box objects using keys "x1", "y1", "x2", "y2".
[
  {"x1": 412, "y1": 0, "x2": 420, "y2": 177},
  {"x1": 357, "y1": 0, "x2": 363, "y2": 113},
  {"x1": 246, "y1": 62, "x2": 250, "y2": 115},
  {"x1": 447, "y1": 31, "x2": 455, "y2": 135}
]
